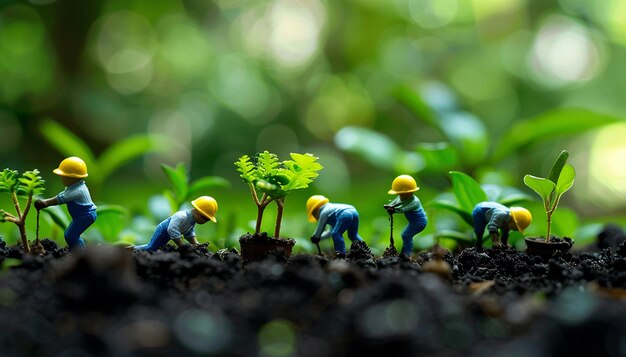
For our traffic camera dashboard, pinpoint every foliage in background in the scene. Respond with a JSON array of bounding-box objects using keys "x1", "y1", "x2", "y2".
[
  {"x1": 524, "y1": 150, "x2": 576, "y2": 241},
  {"x1": 161, "y1": 162, "x2": 230, "y2": 213},
  {"x1": 0, "y1": 168, "x2": 45, "y2": 253},
  {"x1": 40, "y1": 119, "x2": 170, "y2": 195},
  {"x1": 431, "y1": 171, "x2": 531, "y2": 246},
  {"x1": 235, "y1": 151, "x2": 322, "y2": 238}
]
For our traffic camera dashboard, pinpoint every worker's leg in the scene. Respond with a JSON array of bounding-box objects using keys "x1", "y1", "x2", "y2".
[
  {"x1": 345, "y1": 209, "x2": 364, "y2": 243},
  {"x1": 472, "y1": 207, "x2": 487, "y2": 251},
  {"x1": 64, "y1": 210, "x2": 96, "y2": 250},
  {"x1": 330, "y1": 212, "x2": 354, "y2": 254},
  {"x1": 400, "y1": 210, "x2": 427, "y2": 256},
  {"x1": 134, "y1": 218, "x2": 172, "y2": 251}
]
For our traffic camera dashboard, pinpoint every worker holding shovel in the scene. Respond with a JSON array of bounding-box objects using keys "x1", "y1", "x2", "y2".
[
  {"x1": 306, "y1": 195, "x2": 366, "y2": 259},
  {"x1": 35, "y1": 156, "x2": 97, "y2": 250},
  {"x1": 384, "y1": 175, "x2": 427, "y2": 261}
]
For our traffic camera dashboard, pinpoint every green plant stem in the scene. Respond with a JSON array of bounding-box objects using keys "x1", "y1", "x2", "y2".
[
  {"x1": 274, "y1": 198, "x2": 284, "y2": 238},
  {"x1": 11, "y1": 192, "x2": 22, "y2": 219},
  {"x1": 255, "y1": 193, "x2": 272, "y2": 235},
  {"x1": 544, "y1": 195, "x2": 560, "y2": 242}
]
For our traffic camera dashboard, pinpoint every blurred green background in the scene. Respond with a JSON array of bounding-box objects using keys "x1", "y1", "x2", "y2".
[{"x1": 1, "y1": 0, "x2": 626, "y2": 254}]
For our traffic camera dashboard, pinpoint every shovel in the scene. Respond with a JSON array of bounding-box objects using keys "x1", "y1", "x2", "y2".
[
  {"x1": 383, "y1": 208, "x2": 399, "y2": 257},
  {"x1": 32, "y1": 209, "x2": 45, "y2": 255},
  {"x1": 315, "y1": 242, "x2": 322, "y2": 256}
]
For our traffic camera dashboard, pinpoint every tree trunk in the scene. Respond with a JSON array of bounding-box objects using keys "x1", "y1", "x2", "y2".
[
  {"x1": 274, "y1": 198, "x2": 284, "y2": 238},
  {"x1": 18, "y1": 223, "x2": 31, "y2": 254},
  {"x1": 255, "y1": 205, "x2": 265, "y2": 234}
]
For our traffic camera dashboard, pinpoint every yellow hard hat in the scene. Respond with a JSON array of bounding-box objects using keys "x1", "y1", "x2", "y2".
[
  {"x1": 510, "y1": 207, "x2": 531, "y2": 233},
  {"x1": 388, "y1": 175, "x2": 419, "y2": 195},
  {"x1": 53, "y1": 156, "x2": 88, "y2": 178},
  {"x1": 191, "y1": 196, "x2": 218, "y2": 223},
  {"x1": 306, "y1": 195, "x2": 329, "y2": 222}
]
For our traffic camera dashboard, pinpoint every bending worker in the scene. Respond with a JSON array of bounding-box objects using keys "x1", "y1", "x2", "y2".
[
  {"x1": 134, "y1": 196, "x2": 218, "y2": 251},
  {"x1": 307, "y1": 195, "x2": 365, "y2": 258},
  {"x1": 384, "y1": 175, "x2": 427, "y2": 260},
  {"x1": 472, "y1": 201, "x2": 531, "y2": 251}
]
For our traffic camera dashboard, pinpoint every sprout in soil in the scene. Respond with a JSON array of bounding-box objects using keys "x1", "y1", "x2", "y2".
[
  {"x1": 0, "y1": 168, "x2": 45, "y2": 254},
  {"x1": 235, "y1": 151, "x2": 323, "y2": 238},
  {"x1": 523, "y1": 150, "x2": 576, "y2": 242}
]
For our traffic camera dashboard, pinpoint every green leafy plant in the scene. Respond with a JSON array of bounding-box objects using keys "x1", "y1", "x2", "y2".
[
  {"x1": 523, "y1": 150, "x2": 575, "y2": 241},
  {"x1": 431, "y1": 171, "x2": 531, "y2": 244},
  {"x1": 40, "y1": 119, "x2": 170, "y2": 194},
  {"x1": 0, "y1": 169, "x2": 45, "y2": 254},
  {"x1": 235, "y1": 151, "x2": 323, "y2": 238},
  {"x1": 161, "y1": 162, "x2": 230, "y2": 212}
]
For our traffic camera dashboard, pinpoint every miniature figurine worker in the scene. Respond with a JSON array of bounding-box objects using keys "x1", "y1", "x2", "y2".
[
  {"x1": 134, "y1": 196, "x2": 218, "y2": 251},
  {"x1": 307, "y1": 195, "x2": 365, "y2": 257},
  {"x1": 472, "y1": 201, "x2": 531, "y2": 251},
  {"x1": 35, "y1": 157, "x2": 97, "y2": 250},
  {"x1": 384, "y1": 175, "x2": 427, "y2": 260}
]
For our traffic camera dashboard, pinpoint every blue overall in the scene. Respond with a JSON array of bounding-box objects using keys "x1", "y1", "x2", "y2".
[
  {"x1": 57, "y1": 180, "x2": 96, "y2": 250},
  {"x1": 389, "y1": 195, "x2": 427, "y2": 256},
  {"x1": 65, "y1": 202, "x2": 97, "y2": 249},
  {"x1": 472, "y1": 201, "x2": 511, "y2": 250},
  {"x1": 134, "y1": 217, "x2": 173, "y2": 251},
  {"x1": 399, "y1": 210, "x2": 428, "y2": 256},
  {"x1": 312, "y1": 203, "x2": 364, "y2": 254}
]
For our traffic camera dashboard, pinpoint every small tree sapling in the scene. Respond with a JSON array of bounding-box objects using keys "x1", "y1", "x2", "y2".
[
  {"x1": 235, "y1": 151, "x2": 322, "y2": 238},
  {"x1": 0, "y1": 169, "x2": 46, "y2": 254},
  {"x1": 523, "y1": 150, "x2": 575, "y2": 242}
]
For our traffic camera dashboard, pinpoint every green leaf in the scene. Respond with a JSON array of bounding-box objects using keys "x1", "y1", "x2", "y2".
[
  {"x1": 98, "y1": 135, "x2": 169, "y2": 182},
  {"x1": 42, "y1": 206, "x2": 69, "y2": 230},
  {"x1": 492, "y1": 109, "x2": 621, "y2": 162},
  {"x1": 39, "y1": 119, "x2": 96, "y2": 172},
  {"x1": 393, "y1": 84, "x2": 439, "y2": 127},
  {"x1": 416, "y1": 142, "x2": 458, "y2": 173},
  {"x1": 440, "y1": 112, "x2": 488, "y2": 167},
  {"x1": 0, "y1": 169, "x2": 19, "y2": 193},
  {"x1": 280, "y1": 153, "x2": 323, "y2": 192},
  {"x1": 334, "y1": 127, "x2": 402, "y2": 172},
  {"x1": 449, "y1": 171, "x2": 487, "y2": 212},
  {"x1": 1, "y1": 258, "x2": 22, "y2": 272},
  {"x1": 556, "y1": 164, "x2": 575, "y2": 196},
  {"x1": 547, "y1": 150, "x2": 569, "y2": 184},
  {"x1": 523, "y1": 175, "x2": 556, "y2": 203},
  {"x1": 256, "y1": 151, "x2": 280, "y2": 178},
  {"x1": 161, "y1": 163, "x2": 189, "y2": 204},
  {"x1": 189, "y1": 176, "x2": 231, "y2": 198},
  {"x1": 498, "y1": 193, "x2": 532, "y2": 207},
  {"x1": 17, "y1": 169, "x2": 45, "y2": 197},
  {"x1": 234, "y1": 155, "x2": 257, "y2": 183},
  {"x1": 435, "y1": 229, "x2": 474, "y2": 243},
  {"x1": 94, "y1": 205, "x2": 130, "y2": 242},
  {"x1": 429, "y1": 200, "x2": 474, "y2": 227}
]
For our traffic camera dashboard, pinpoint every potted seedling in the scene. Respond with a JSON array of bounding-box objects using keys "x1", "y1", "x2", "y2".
[
  {"x1": 0, "y1": 168, "x2": 46, "y2": 254},
  {"x1": 523, "y1": 150, "x2": 575, "y2": 258},
  {"x1": 235, "y1": 151, "x2": 322, "y2": 262}
]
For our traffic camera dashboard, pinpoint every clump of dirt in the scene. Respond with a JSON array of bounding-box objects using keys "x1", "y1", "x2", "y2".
[{"x1": 347, "y1": 240, "x2": 373, "y2": 261}]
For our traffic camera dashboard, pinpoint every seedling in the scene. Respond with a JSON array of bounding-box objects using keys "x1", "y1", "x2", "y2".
[
  {"x1": 0, "y1": 169, "x2": 45, "y2": 254},
  {"x1": 235, "y1": 151, "x2": 322, "y2": 238},
  {"x1": 524, "y1": 150, "x2": 575, "y2": 242}
]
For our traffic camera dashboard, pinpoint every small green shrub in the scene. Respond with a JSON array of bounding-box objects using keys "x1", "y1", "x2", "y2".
[
  {"x1": 235, "y1": 151, "x2": 322, "y2": 238},
  {"x1": 524, "y1": 150, "x2": 575, "y2": 241},
  {"x1": 0, "y1": 168, "x2": 45, "y2": 253}
]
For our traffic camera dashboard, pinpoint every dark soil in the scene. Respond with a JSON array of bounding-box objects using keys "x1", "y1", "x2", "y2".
[{"x1": 1, "y1": 231, "x2": 626, "y2": 356}]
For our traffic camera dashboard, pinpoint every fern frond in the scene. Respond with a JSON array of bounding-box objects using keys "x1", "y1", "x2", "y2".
[
  {"x1": 0, "y1": 169, "x2": 19, "y2": 193},
  {"x1": 17, "y1": 169, "x2": 46, "y2": 197},
  {"x1": 235, "y1": 155, "x2": 257, "y2": 183}
]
